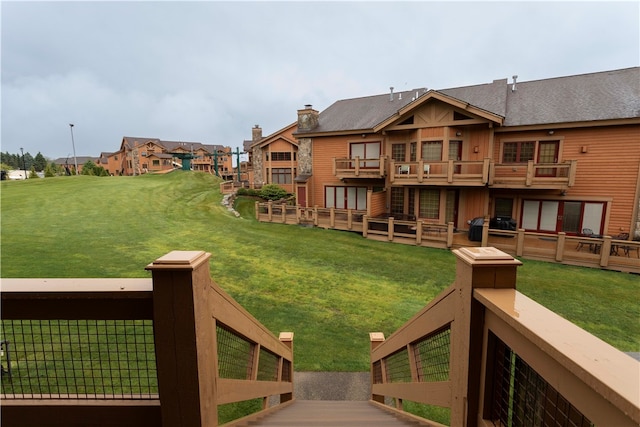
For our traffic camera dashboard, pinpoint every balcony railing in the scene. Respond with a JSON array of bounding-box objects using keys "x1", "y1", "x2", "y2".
[
  {"x1": 389, "y1": 159, "x2": 490, "y2": 186},
  {"x1": 333, "y1": 156, "x2": 387, "y2": 179},
  {"x1": 334, "y1": 157, "x2": 576, "y2": 189},
  {"x1": 489, "y1": 159, "x2": 577, "y2": 189},
  {"x1": 1, "y1": 251, "x2": 294, "y2": 427},
  {"x1": 370, "y1": 247, "x2": 639, "y2": 426}
]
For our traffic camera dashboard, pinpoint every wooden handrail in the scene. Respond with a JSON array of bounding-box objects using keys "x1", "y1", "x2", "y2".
[
  {"x1": 369, "y1": 247, "x2": 640, "y2": 426},
  {"x1": 1, "y1": 251, "x2": 294, "y2": 427}
]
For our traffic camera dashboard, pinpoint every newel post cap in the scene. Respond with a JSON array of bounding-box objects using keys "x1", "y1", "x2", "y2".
[
  {"x1": 453, "y1": 247, "x2": 522, "y2": 267},
  {"x1": 146, "y1": 250, "x2": 211, "y2": 271}
]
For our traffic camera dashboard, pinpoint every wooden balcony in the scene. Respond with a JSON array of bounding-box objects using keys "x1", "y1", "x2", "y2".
[
  {"x1": 333, "y1": 156, "x2": 387, "y2": 180},
  {"x1": 489, "y1": 159, "x2": 577, "y2": 189},
  {"x1": 389, "y1": 159, "x2": 489, "y2": 186}
]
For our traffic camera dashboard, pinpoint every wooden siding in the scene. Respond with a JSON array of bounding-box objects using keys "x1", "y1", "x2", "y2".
[
  {"x1": 494, "y1": 125, "x2": 640, "y2": 235},
  {"x1": 263, "y1": 138, "x2": 298, "y2": 193},
  {"x1": 369, "y1": 191, "x2": 387, "y2": 217},
  {"x1": 311, "y1": 135, "x2": 381, "y2": 207}
]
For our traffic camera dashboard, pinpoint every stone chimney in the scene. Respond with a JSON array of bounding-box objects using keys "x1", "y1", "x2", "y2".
[
  {"x1": 297, "y1": 104, "x2": 319, "y2": 131},
  {"x1": 252, "y1": 125, "x2": 262, "y2": 142}
]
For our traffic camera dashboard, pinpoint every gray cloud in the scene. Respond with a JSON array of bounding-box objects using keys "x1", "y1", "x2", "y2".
[{"x1": 2, "y1": 1, "x2": 638, "y2": 160}]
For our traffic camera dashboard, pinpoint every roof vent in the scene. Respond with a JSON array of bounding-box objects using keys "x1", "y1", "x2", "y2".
[
  {"x1": 389, "y1": 87, "x2": 394, "y2": 101},
  {"x1": 512, "y1": 75, "x2": 518, "y2": 92}
]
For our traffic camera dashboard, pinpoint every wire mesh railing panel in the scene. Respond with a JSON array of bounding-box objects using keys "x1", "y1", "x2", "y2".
[
  {"x1": 491, "y1": 336, "x2": 594, "y2": 427},
  {"x1": 217, "y1": 324, "x2": 254, "y2": 380},
  {"x1": 384, "y1": 348, "x2": 411, "y2": 383},
  {"x1": 413, "y1": 327, "x2": 450, "y2": 382},
  {"x1": 372, "y1": 360, "x2": 383, "y2": 384},
  {"x1": 0, "y1": 319, "x2": 157, "y2": 399},
  {"x1": 281, "y1": 359, "x2": 291, "y2": 383},
  {"x1": 256, "y1": 347, "x2": 278, "y2": 382}
]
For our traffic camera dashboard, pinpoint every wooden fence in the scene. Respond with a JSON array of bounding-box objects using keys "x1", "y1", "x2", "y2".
[
  {"x1": 370, "y1": 247, "x2": 640, "y2": 426},
  {"x1": 256, "y1": 202, "x2": 640, "y2": 274},
  {"x1": 1, "y1": 251, "x2": 294, "y2": 427}
]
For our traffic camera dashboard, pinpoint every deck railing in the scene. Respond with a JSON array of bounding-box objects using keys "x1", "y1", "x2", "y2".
[
  {"x1": 333, "y1": 156, "x2": 387, "y2": 179},
  {"x1": 1, "y1": 251, "x2": 294, "y2": 427},
  {"x1": 257, "y1": 204, "x2": 640, "y2": 274},
  {"x1": 489, "y1": 159, "x2": 577, "y2": 189},
  {"x1": 389, "y1": 159, "x2": 490, "y2": 186},
  {"x1": 370, "y1": 247, "x2": 640, "y2": 426}
]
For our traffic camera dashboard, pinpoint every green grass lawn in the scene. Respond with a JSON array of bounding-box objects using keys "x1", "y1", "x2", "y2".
[{"x1": 2, "y1": 172, "x2": 638, "y2": 373}]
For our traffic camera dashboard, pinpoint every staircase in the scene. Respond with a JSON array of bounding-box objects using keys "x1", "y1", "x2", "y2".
[{"x1": 246, "y1": 401, "x2": 421, "y2": 426}]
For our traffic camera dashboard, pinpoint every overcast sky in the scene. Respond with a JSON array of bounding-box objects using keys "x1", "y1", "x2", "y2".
[{"x1": 2, "y1": 1, "x2": 638, "y2": 161}]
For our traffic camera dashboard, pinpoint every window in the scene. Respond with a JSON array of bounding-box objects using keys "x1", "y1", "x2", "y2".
[
  {"x1": 390, "y1": 187, "x2": 404, "y2": 215},
  {"x1": 271, "y1": 168, "x2": 292, "y2": 184},
  {"x1": 494, "y1": 198, "x2": 514, "y2": 218},
  {"x1": 421, "y1": 141, "x2": 442, "y2": 161},
  {"x1": 503, "y1": 142, "x2": 534, "y2": 163},
  {"x1": 325, "y1": 186, "x2": 367, "y2": 210},
  {"x1": 152, "y1": 160, "x2": 160, "y2": 166},
  {"x1": 271, "y1": 152, "x2": 292, "y2": 161},
  {"x1": 392, "y1": 144, "x2": 406, "y2": 162},
  {"x1": 419, "y1": 189, "x2": 440, "y2": 219},
  {"x1": 350, "y1": 142, "x2": 380, "y2": 168},
  {"x1": 521, "y1": 199, "x2": 605, "y2": 234}
]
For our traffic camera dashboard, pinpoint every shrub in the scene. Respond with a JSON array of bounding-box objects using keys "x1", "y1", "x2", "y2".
[
  {"x1": 236, "y1": 187, "x2": 261, "y2": 197},
  {"x1": 259, "y1": 184, "x2": 288, "y2": 201}
]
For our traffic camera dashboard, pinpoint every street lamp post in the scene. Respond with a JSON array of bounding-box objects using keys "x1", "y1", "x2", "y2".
[
  {"x1": 69, "y1": 124, "x2": 79, "y2": 175},
  {"x1": 20, "y1": 147, "x2": 27, "y2": 179}
]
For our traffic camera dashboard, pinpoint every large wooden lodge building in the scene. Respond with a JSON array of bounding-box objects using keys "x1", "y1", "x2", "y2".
[{"x1": 246, "y1": 67, "x2": 640, "y2": 240}]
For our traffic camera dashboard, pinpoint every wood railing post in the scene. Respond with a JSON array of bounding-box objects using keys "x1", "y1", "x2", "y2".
[
  {"x1": 388, "y1": 217, "x2": 395, "y2": 241},
  {"x1": 363, "y1": 215, "x2": 369, "y2": 238},
  {"x1": 255, "y1": 201, "x2": 259, "y2": 221},
  {"x1": 281, "y1": 203, "x2": 287, "y2": 223},
  {"x1": 516, "y1": 228, "x2": 525, "y2": 256},
  {"x1": 268, "y1": 201, "x2": 273, "y2": 221},
  {"x1": 146, "y1": 251, "x2": 217, "y2": 427},
  {"x1": 526, "y1": 160, "x2": 534, "y2": 186},
  {"x1": 447, "y1": 221, "x2": 454, "y2": 248},
  {"x1": 600, "y1": 236, "x2": 612, "y2": 267},
  {"x1": 330, "y1": 207, "x2": 335, "y2": 228},
  {"x1": 556, "y1": 232, "x2": 566, "y2": 261},
  {"x1": 370, "y1": 332, "x2": 385, "y2": 403},
  {"x1": 279, "y1": 332, "x2": 294, "y2": 403},
  {"x1": 416, "y1": 220, "x2": 423, "y2": 245},
  {"x1": 449, "y1": 247, "x2": 522, "y2": 426},
  {"x1": 481, "y1": 217, "x2": 489, "y2": 247}
]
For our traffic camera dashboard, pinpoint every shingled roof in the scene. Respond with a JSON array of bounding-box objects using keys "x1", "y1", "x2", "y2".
[{"x1": 303, "y1": 67, "x2": 639, "y2": 134}]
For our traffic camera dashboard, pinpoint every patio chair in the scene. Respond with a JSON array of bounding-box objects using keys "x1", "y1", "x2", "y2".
[
  {"x1": 576, "y1": 228, "x2": 594, "y2": 252},
  {"x1": 398, "y1": 165, "x2": 410, "y2": 175},
  {"x1": 610, "y1": 233, "x2": 629, "y2": 256}
]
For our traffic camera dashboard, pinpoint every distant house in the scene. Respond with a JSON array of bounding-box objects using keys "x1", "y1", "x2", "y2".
[
  {"x1": 281, "y1": 67, "x2": 640, "y2": 239},
  {"x1": 53, "y1": 156, "x2": 97, "y2": 175},
  {"x1": 97, "y1": 152, "x2": 121, "y2": 176},
  {"x1": 245, "y1": 123, "x2": 299, "y2": 193},
  {"x1": 118, "y1": 137, "x2": 233, "y2": 177}
]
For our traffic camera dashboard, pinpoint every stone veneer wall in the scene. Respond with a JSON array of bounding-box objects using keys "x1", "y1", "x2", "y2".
[
  {"x1": 253, "y1": 146, "x2": 263, "y2": 184},
  {"x1": 297, "y1": 138, "x2": 313, "y2": 175}
]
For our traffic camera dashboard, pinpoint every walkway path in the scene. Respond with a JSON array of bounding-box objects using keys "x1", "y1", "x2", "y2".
[{"x1": 251, "y1": 401, "x2": 420, "y2": 426}]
